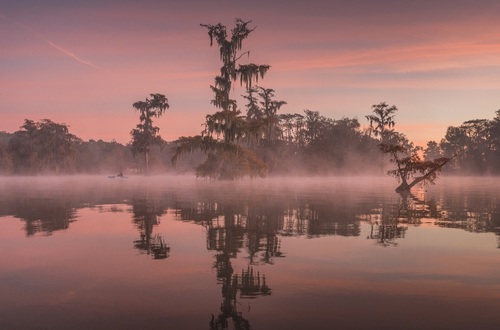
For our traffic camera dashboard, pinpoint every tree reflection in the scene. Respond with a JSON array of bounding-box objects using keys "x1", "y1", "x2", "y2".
[
  {"x1": 244, "y1": 202, "x2": 286, "y2": 265},
  {"x1": 0, "y1": 176, "x2": 497, "y2": 257},
  {"x1": 206, "y1": 205, "x2": 271, "y2": 329},
  {"x1": 0, "y1": 197, "x2": 78, "y2": 236},
  {"x1": 176, "y1": 195, "x2": 363, "y2": 257},
  {"x1": 173, "y1": 194, "x2": 369, "y2": 328},
  {"x1": 171, "y1": 184, "x2": 500, "y2": 254},
  {"x1": 360, "y1": 192, "x2": 431, "y2": 246},
  {"x1": 363, "y1": 211, "x2": 407, "y2": 247},
  {"x1": 177, "y1": 200, "x2": 287, "y2": 265},
  {"x1": 131, "y1": 199, "x2": 170, "y2": 259},
  {"x1": 172, "y1": 201, "x2": 271, "y2": 329},
  {"x1": 210, "y1": 264, "x2": 270, "y2": 329},
  {"x1": 289, "y1": 201, "x2": 362, "y2": 238},
  {"x1": 360, "y1": 187, "x2": 500, "y2": 247},
  {"x1": 434, "y1": 192, "x2": 499, "y2": 233},
  {"x1": 210, "y1": 266, "x2": 271, "y2": 329}
]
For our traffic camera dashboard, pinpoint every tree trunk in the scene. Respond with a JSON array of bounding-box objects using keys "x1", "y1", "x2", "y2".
[
  {"x1": 395, "y1": 157, "x2": 454, "y2": 193},
  {"x1": 396, "y1": 175, "x2": 428, "y2": 193},
  {"x1": 395, "y1": 181, "x2": 412, "y2": 193}
]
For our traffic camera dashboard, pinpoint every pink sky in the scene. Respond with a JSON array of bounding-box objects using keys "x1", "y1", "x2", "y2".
[{"x1": 1, "y1": 0, "x2": 499, "y2": 147}]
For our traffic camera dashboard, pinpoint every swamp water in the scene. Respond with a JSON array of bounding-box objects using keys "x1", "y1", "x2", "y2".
[{"x1": 0, "y1": 175, "x2": 499, "y2": 329}]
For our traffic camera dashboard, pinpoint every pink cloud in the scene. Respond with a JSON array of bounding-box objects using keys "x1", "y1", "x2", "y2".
[{"x1": 270, "y1": 42, "x2": 500, "y2": 73}]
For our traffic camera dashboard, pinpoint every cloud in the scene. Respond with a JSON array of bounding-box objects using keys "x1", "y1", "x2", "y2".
[{"x1": 272, "y1": 42, "x2": 500, "y2": 74}]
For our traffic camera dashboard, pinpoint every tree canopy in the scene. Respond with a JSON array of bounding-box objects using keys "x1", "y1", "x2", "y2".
[
  {"x1": 2, "y1": 108, "x2": 499, "y2": 178},
  {"x1": 172, "y1": 19, "x2": 271, "y2": 180},
  {"x1": 379, "y1": 143, "x2": 454, "y2": 193},
  {"x1": 130, "y1": 93, "x2": 169, "y2": 175},
  {"x1": 366, "y1": 102, "x2": 398, "y2": 143},
  {"x1": 8, "y1": 119, "x2": 80, "y2": 174}
]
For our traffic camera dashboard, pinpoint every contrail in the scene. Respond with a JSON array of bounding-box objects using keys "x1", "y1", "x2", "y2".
[
  {"x1": 46, "y1": 40, "x2": 101, "y2": 70},
  {"x1": 1, "y1": 13, "x2": 102, "y2": 70}
]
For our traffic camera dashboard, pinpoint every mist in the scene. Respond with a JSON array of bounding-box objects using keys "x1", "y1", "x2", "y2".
[{"x1": 1, "y1": 108, "x2": 499, "y2": 178}]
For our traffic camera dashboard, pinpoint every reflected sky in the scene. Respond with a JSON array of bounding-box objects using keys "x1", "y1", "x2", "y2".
[{"x1": 0, "y1": 175, "x2": 499, "y2": 329}]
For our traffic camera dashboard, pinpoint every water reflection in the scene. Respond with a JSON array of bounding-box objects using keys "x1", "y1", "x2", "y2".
[
  {"x1": 131, "y1": 199, "x2": 170, "y2": 259},
  {"x1": 1, "y1": 177, "x2": 498, "y2": 246},
  {"x1": 359, "y1": 192, "x2": 425, "y2": 246},
  {"x1": 0, "y1": 176, "x2": 499, "y2": 328},
  {"x1": 176, "y1": 202, "x2": 272, "y2": 328},
  {"x1": 0, "y1": 196, "x2": 78, "y2": 236},
  {"x1": 356, "y1": 188, "x2": 500, "y2": 247},
  {"x1": 176, "y1": 201, "x2": 286, "y2": 265}
]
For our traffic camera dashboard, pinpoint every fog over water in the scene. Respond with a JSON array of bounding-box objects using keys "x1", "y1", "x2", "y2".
[{"x1": 1, "y1": 175, "x2": 499, "y2": 329}]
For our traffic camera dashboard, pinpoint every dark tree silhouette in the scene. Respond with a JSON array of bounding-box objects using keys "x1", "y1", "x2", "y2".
[
  {"x1": 0, "y1": 137, "x2": 13, "y2": 174},
  {"x1": 424, "y1": 140, "x2": 442, "y2": 161},
  {"x1": 379, "y1": 143, "x2": 454, "y2": 193},
  {"x1": 492, "y1": 110, "x2": 500, "y2": 172},
  {"x1": 130, "y1": 93, "x2": 169, "y2": 175},
  {"x1": 172, "y1": 19, "x2": 270, "y2": 180},
  {"x1": 440, "y1": 116, "x2": 497, "y2": 173},
  {"x1": 365, "y1": 102, "x2": 398, "y2": 143},
  {"x1": 76, "y1": 139, "x2": 134, "y2": 173},
  {"x1": 8, "y1": 119, "x2": 80, "y2": 174},
  {"x1": 131, "y1": 199, "x2": 170, "y2": 260},
  {"x1": 246, "y1": 86, "x2": 286, "y2": 143}
]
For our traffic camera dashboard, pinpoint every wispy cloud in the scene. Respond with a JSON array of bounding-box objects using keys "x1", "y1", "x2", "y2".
[
  {"x1": 274, "y1": 42, "x2": 500, "y2": 74},
  {"x1": 45, "y1": 40, "x2": 101, "y2": 70},
  {"x1": 2, "y1": 14, "x2": 102, "y2": 70}
]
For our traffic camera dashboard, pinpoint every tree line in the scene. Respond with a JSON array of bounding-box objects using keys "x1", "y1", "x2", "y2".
[
  {"x1": 1, "y1": 105, "x2": 498, "y2": 176},
  {"x1": 1, "y1": 19, "x2": 499, "y2": 177},
  {"x1": 0, "y1": 119, "x2": 148, "y2": 175}
]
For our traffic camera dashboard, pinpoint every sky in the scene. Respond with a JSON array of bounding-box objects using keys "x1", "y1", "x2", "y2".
[{"x1": 1, "y1": 0, "x2": 499, "y2": 147}]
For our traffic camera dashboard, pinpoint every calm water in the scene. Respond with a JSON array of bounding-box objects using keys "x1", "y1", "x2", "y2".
[{"x1": 0, "y1": 175, "x2": 499, "y2": 330}]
